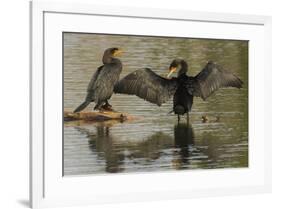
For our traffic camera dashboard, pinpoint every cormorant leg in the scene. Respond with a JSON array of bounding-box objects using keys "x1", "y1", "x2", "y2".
[
  {"x1": 186, "y1": 112, "x2": 189, "y2": 124},
  {"x1": 94, "y1": 103, "x2": 100, "y2": 111},
  {"x1": 94, "y1": 102, "x2": 104, "y2": 112},
  {"x1": 177, "y1": 115, "x2": 180, "y2": 123},
  {"x1": 101, "y1": 100, "x2": 114, "y2": 111},
  {"x1": 105, "y1": 100, "x2": 112, "y2": 108}
]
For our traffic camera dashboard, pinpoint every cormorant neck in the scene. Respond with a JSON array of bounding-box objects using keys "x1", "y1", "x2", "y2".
[
  {"x1": 102, "y1": 55, "x2": 112, "y2": 64},
  {"x1": 177, "y1": 60, "x2": 188, "y2": 77},
  {"x1": 102, "y1": 55, "x2": 120, "y2": 64}
]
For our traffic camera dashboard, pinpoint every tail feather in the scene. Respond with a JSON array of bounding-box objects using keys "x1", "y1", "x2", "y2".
[{"x1": 73, "y1": 101, "x2": 90, "y2": 113}]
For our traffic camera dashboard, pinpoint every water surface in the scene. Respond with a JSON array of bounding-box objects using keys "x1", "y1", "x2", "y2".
[{"x1": 63, "y1": 33, "x2": 248, "y2": 175}]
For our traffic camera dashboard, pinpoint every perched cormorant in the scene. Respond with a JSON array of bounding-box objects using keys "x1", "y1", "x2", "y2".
[
  {"x1": 74, "y1": 48, "x2": 123, "y2": 113},
  {"x1": 114, "y1": 59, "x2": 243, "y2": 121}
]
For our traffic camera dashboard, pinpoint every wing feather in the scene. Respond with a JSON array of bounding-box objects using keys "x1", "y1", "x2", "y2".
[
  {"x1": 87, "y1": 65, "x2": 103, "y2": 92},
  {"x1": 192, "y1": 61, "x2": 243, "y2": 100},
  {"x1": 114, "y1": 68, "x2": 178, "y2": 106},
  {"x1": 86, "y1": 64, "x2": 121, "y2": 102}
]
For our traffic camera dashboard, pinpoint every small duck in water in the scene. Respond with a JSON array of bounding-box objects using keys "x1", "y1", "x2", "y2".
[{"x1": 201, "y1": 115, "x2": 220, "y2": 123}]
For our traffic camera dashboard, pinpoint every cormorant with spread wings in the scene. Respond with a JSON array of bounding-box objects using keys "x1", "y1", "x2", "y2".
[{"x1": 114, "y1": 59, "x2": 243, "y2": 121}]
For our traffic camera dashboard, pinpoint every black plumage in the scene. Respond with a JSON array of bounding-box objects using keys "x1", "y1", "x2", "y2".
[
  {"x1": 114, "y1": 59, "x2": 243, "y2": 120},
  {"x1": 114, "y1": 68, "x2": 178, "y2": 106},
  {"x1": 74, "y1": 48, "x2": 123, "y2": 113}
]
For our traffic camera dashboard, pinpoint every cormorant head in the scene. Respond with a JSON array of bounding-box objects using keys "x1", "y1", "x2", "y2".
[
  {"x1": 167, "y1": 59, "x2": 188, "y2": 78},
  {"x1": 102, "y1": 47, "x2": 123, "y2": 64}
]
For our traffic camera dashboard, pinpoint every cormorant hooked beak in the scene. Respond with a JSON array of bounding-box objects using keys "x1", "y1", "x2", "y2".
[
  {"x1": 113, "y1": 49, "x2": 123, "y2": 57},
  {"x1": 167, "y1": 67, "x2": 177, "y2": 78}
]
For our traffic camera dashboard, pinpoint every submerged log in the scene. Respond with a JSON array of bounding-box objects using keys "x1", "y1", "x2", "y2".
[{"x1": 64, "y1": 110, "x2": 135, "y2": 122}]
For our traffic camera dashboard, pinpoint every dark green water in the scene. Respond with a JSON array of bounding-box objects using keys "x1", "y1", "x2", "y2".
[{"x1": 63, "y1": 33, "x2": 248, "y2": 175}]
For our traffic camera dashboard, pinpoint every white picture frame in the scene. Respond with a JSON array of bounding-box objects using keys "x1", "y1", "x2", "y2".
[{"x1": 30, "y1": 1, "x2": 272, "y2": 208}]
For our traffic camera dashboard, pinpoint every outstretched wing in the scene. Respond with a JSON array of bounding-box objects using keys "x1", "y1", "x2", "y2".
[
  {"x1": 114, "y1": 68, "x2": 178, "y2": 106},
  {"x1": 192, "y1": 61, "x2": 243, "y2": 100}
]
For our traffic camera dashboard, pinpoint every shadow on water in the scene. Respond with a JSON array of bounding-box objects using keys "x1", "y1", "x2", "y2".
[{"x1": 74, "y1": 122, "x2": 197, "y2": 173}]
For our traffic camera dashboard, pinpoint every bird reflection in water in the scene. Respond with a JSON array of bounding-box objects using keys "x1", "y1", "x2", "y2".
[
  {"x1": 88, "y1": 126, "x2": 125, "y2": 173},
  {"x1": 172, "y1": 123, "x2": 195, "y2": 169},
  {"x1": 76, "y1": 122, "x2": 195, "y2": 173}
]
